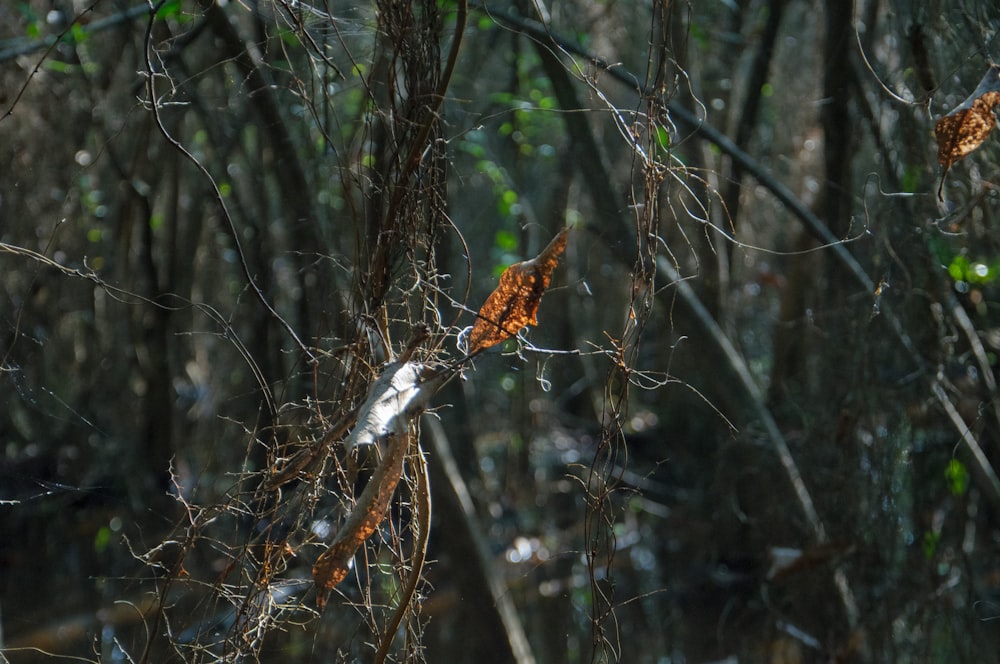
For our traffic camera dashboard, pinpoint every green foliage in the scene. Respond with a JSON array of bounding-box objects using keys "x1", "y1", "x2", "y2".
[
  {"x1": 6, "y1": 0, "x2": 1000, "y2": 660},
  {"x1": 17, "y1": 2, "x2": 41, "y2": 38},
  {"x1": 155, "y1": 0, "x2": 183, "y2": 20},
  {"x1": 278, "y1": 26, "x2": 302, "y2": 48},
  {"x1": 900, "y1": 165, "x2": 922, "y2": 193},
  {"x1": 947, "y1": 254, "x2": 1000, "y2": 285},
  {"x1": 944, "y1": 458, "x2": 970, "y2": 496},
  {"x1": 470, "y1": 155, "x2": 520, "y2": 219},
  {"x1": 689, "y1": 22, "x2": 709, "y2": 48},
  {"x1": 68, "y1": 22, "x2": 87, "y2": 44},
  {"x1": 494, "y1": 229, "x2": 518, "y2": 253},
  {"x1": 654, "y1": 124, "x2": 671, "y2": 159},
  {"x1": 491, "y1": 229, "x2": 520, "y2": 277},
  {"x1": 42, "y1": 59, "x2": 96, "y2": 74},
  {"x1": 922, "y1": 529, "x2": 940, "y2": 559},
  {"x1": 503, "y1": 99, "x2": 560, "y2": 156},
  {"x1": 93, "y1": 525, "x2": 113, "y2": 554},
  {"x1": 490, "y1": 50, "x2": 564, "y2": 158}
]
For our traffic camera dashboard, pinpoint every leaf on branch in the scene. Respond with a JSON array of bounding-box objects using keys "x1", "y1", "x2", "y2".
[
  {"x1": 312, "y1": 430, "x2": 410, "y2": 608},
  {"x1": 310, "y1": 356, "x2": 454, "y2": 607},
  {"x1": 935, "y1": 65, "x2": 1000, "y2": 174},
  {"x1": 468, "y1": 227, "x2": 569, "y2": 355}
]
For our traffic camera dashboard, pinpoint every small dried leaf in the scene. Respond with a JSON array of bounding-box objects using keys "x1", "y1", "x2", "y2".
[
  {"x1": 936, "y1": 93, "x2": 1000, "y2": 168},
  {"x1": 468, "y1": 227, "x2": 568, "y2": 355},
  {"x1": 935, "y1": 65, "x2": 1000, "y2": 172}
]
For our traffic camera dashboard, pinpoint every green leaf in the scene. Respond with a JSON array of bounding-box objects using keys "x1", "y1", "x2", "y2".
[
  {"x1": 43, "y1": 59, "x2": 75, "y2": 74},
  {"x1": 278, "y1": 27, "x2": 301, "y2": 47},
  {"x1": 70, "y1": 22, "x2": 87, "y2": 44},
  {"x1": 657, "y1": 125, "x2": 670, "y2": 148},
  {"x1": 948, "y1": 255, "x2": 970, "y2": 282},
  {"x1": 656, "y1": 125, "x2": 671, "y2": 154},
  {"x1": 945, "y1": 458, "x2": 969, "y2": 496},
  {"x1": 922, "y1": 530, "x2": 940, "y2": 559},
  {"x1": 155, "y1": 0, "x2": 182, "y2": 19},
  {"x1": 94, "y1": 526, "x2": 112, "y2": 553},
  {"x1": 498, "y1": 189, "x2": 518, "y2": 216},
  {"x1": 460, "y1": 141, "x2": 485, "y2": 158},
  {"x1": 689, "y1": 23, "x2": 708, "y2": 47},
  {"x1": 19, "y1": 3, "x2": 41, "y2": 38},
  {"x1": 494, "y1": 230, "x2": 518, "y2": 252},
  {"x1": 901, "y1": 166, "x2": 921, "y2": 193},
  {"x1": 947, "y1": 254, "x2": 1000, "y2": 285}
]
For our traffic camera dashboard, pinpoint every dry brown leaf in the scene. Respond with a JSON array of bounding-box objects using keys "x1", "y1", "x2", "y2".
[
  {"x1": 935, "y1": 65, "x2": 1000, "y2": 174},
  {"x1": 936, "y1": 92, "x2": 1000, "y2": 169},
  {"x1": 312, "y1": 429, "x2": 410, "y2": 608},
  {"x1": 468, "y1": 227, "x2": 569, "y2": 356}
]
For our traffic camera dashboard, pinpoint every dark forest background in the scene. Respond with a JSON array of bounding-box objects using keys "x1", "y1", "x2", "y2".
[{"x1": 3, "y1": 0, "x2": 1000, "y2": 662}]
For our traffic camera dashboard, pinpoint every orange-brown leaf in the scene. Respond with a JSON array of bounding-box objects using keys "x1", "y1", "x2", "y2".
[
  {"x1": 935, "y1": 92, "x2": 1000, "y2": 169},
  {"x1": 935, "y1": 65, "x2": 1000, "y2": 172},
  {"x1": 312, "y1": 429, "x2": 410, "y2": 608},
  {"x1": 468, "y1": 227, "x2": 568, "y2": 355}
]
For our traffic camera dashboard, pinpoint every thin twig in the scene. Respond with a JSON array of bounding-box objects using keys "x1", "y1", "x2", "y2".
[
  {"x1": 423, "y1": 417, "x2": 537, "y2": 663},
  {"x1": 0, "y1": 0, "x2": 102, "y2": 120},
  {"x1": 312, "y1": 429, "x2": 411, "y2": 608},
  {"x1": 374, "y1": 438, "x2": 431, "y2": 664},
  {"x1": 931, "y1": 380, "x2": 1000, "y2": 507},
  {"x1": 382, "y1": 0, "x2": 468, "y2": 226},
  {"x1": 483, "y1": 5, "x2": 875, "y2": 292},
  {"x1": 144, "y1": 1, "x2": 317, "y2": 365},
  {"x1": 0, "y1": 2, "x2": 148, "y2": 64},
  {"x1": 655, "y1": 255, "x2": 860, "y2": 628}
]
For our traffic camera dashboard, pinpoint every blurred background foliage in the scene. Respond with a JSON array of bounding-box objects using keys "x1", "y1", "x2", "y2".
[{"x1": 2, "y1": 0, "x2": 1000, "y2": 662}]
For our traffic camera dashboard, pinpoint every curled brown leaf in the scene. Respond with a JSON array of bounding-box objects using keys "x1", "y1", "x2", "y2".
[{"x1": 312, "y1": 430, "x2": 410, "y2": 608}]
